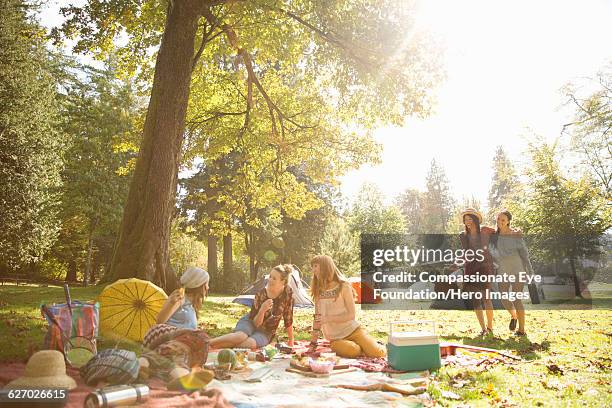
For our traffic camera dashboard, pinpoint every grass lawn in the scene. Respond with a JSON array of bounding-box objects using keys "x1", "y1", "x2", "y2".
[{"x1": 0, "y1": 283, "x2": 610, "y2": 407}]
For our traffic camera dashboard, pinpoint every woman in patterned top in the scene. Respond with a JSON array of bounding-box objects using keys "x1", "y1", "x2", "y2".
[
  {"x1": 309, "y1": 255, "x2": 385, "y2": 358},
  {"x1": 457, "y1": 208, "x2": 496, "y2": 336},
  {"x1": 210, "y1": 264, "x2": 295, "y2": 349}
]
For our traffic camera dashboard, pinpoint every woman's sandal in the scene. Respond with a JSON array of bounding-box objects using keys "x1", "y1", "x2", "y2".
[
  {"x1": 509, "y1": 318, "x2": 517, "y2": 331},
  {"x1": 479, "y1": 328, "x2": 493, "y2": 336}
]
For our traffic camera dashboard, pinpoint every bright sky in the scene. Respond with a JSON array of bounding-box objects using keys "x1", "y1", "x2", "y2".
[
  {"x1": 339, "y1": 0, "x2": 612, "y2": 207},
  {"x1": 38, "y1": 0, "x2": 611, "y2": 210}
]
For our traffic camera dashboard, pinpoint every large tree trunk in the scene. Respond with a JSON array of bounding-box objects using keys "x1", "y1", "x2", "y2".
[
  {"x1": 245, "y1": 230, "x2": 257, "y2": 282},
  {"x1": 108, "y1": 1, "x2": 202, "y2": 291},
  {"x1": 83, "y1": 233, "x2": 93, "y2": 287},
  {"x1": 223, "y1": 233, "x2": 232, "y2": 288},
  {"x1": 569, "y1": 258, "x2": 583, "y2": 298},
  {"x1": 207, "y1": 235, "x2": 218, "y2": 281},
  {"x1": 91, "y1": 255, "x2": 99, "y2": 285},
  {"x1": 66, "y1": 259, "x2": 77, "y2": 282}
]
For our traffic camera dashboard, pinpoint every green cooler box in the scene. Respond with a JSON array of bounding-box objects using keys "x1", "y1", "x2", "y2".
[{"x1": 387, "y1": 320, "x2": 441, "y2": 371}]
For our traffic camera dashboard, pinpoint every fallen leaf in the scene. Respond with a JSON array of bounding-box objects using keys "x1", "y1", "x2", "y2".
[
  {"x1": 441, "y1": 390, "x2": 461, "y2": 400},
  {"x1": 452, "y1": 379, "x2": 470, "y2": 388},
  {"x1": 541, "y1": 379, "x2": 564, "y2": 391},
  {"x1": 546, "y1": 363, "x2": 564, "y2": 375}
]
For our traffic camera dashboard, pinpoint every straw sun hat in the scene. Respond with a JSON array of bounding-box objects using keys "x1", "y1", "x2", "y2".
[
  {"x1": 4, "y1": 350, "x2": 77, "y2": 390},
  {"x1": 461, "y1": 208, "x2": 483, "y2": 224}
]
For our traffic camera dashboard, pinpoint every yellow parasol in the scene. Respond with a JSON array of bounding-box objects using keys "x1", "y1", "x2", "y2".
[{"x1": 98, "y1": 278, "x2": 168, "y2": 342}]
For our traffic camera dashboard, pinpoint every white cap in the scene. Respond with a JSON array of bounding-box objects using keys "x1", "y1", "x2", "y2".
[{"x1": 180, "y1": 266, "x2": 210, "y2": 289}]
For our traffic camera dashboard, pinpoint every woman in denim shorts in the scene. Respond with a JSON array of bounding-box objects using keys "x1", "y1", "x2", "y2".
[{"x1": 210, "y1": 265, "x2": 295, "y2": 349}]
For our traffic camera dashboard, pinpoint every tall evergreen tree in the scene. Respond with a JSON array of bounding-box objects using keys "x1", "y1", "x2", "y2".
[
  {"x1": 421, "y1": 159, "x2": 454, "y2": 233},
  {"x1": 394, "y1": 188, "x2": 424, "y2": 234},
  {"x1": 348, "y1": 183, "x2": 405, "y2": 235},
  {"x1": 487, "y1": 146, "x2": 518, "y2": 221},
  {"x1": 0, "y1": 0, "x2": 64, "y2": 272}
]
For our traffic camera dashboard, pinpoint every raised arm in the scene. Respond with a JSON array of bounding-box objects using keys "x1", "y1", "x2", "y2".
[
  {"x1": 156, "y1": 289, "x2": 183, "y2": 324},
  {"x1": 250, "y1": 291, "x2": 272, "y2": 328}
]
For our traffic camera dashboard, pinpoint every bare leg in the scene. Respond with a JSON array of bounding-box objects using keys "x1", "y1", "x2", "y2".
[
  {"x1": 484, "y1": 299, "x2": 494, "y2": 330},
  {"x1": 513, "y1": 281, "x2": 526, "y2": 332},
  {"x1": 498, "y1": 281, "x2": 517, "y2": 319},
  {"x1": 236, "y1": 337, "x2": 257, "y2": 349},
  {"x1": 474, "y1": 307, "x2": 486, "y2": 331},
  {"x1": 209, "y1": 332, "x2": 248, "y2": 349}
]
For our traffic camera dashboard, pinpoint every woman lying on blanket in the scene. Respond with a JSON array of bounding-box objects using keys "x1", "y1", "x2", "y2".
[
  {"x1": 309, "y1": 255, "x2": 386, "y2": 359},
  {"x1": 210, "y1": 264, "x2": 295, "y2": 349},
  {"x1": 138, "y1": 266, "x2": 212, "y2": 389}
]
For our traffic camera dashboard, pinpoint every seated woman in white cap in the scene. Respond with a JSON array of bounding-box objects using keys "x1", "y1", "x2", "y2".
[
  {"x1": 155, "y1": 266, "x2": 210, "y2": 329},
  {"x1": 139, "y1": 266, "x2": 213, "y2": 390}
]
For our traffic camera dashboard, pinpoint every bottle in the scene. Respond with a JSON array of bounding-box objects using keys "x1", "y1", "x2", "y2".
[{"x1": 84, "y1": 384, "x2": 149, "y2": 408}]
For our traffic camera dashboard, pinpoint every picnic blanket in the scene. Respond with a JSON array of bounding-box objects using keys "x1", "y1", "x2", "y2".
[
  {"x1": 349, "y1": 357, "x2": 410, "y2": 374},
  {"x1": 0, "y1": 362, "x2": 233, "y2": 408},
  {"x1": 207, "y1": 354, "x2": 429, "y2": 407}
]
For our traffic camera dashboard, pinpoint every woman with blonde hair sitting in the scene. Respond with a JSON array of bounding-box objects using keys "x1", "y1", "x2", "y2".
[{"x1": 309, "y1": 255, "x2": 385, "y2": 358}]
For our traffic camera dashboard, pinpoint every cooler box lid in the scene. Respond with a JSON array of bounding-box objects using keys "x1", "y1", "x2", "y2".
[
  {"x1": 389, "y1": 331, "x2": 439, "y2": 346},
  {"x1": 388, "y1": 320, "x2": 439, "y2": 346}
]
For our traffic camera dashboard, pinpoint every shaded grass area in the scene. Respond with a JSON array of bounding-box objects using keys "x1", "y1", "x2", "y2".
[{"x1": 1, "y1": 284, "x2": 610, "y2": 407}]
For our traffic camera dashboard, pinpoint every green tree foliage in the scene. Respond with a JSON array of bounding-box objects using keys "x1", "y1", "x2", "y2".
[
  {"x1": 52, "y1": 0, "x2": 443, "y2": 288},
  {"x1": 487, "y1": 145, "x2": 519, "y2": 222},
  {"x1": 49, "y1": 61, "x2": 142, "y2": 283},
  {"x1": 348, "y1": 183, "x2": 405, "y2": 235},
  {"x1": 507, "y1": 141, "x2": 611, "y2": 296},
  {"x1": 279, "y1": 176, "x2": 336, "y2": 270},
  {"x1": 319, "y1": 216, "x2": 360, "y2": 276},
  {"x1": 169, "y1": 217, "x2": 207, "y2": 278},
  {"x1": 0, "y1": 0, "x2": 64, "y2": 272},
  {"x1": 395, "y1": 188, "x2": 424, "y2": 234},
  {"x1": 180, "y1": 162, "x2": 336, "y2": 285},
  {"x1": 421, "y1": 159, "x2": 455, "y2": 233},
  {"x1": 561, "y1": 67, "x2": 611, "y2": 200}
]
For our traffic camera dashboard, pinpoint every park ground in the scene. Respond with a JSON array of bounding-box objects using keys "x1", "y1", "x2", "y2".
[{"x1": 0, "y1": 284, "x2": 610, "y2": 407}]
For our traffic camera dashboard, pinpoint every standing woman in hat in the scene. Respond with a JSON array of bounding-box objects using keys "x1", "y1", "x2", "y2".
[
  {"x1": 139, "y1": 266, "x2": 213, "y2": 389},
  {"x1": 490, "y1": 210, "x2": 532, "y2": 335},
  {"x1": 457, "y1": 208, "x2": 496, "y2": 336}
]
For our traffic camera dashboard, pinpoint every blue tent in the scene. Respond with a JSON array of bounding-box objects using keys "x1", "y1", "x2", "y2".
[{"x1": 232, "y1": 266, "x2": 314, "y2": 308}]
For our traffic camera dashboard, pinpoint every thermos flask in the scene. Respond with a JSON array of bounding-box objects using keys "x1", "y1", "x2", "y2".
[{"x1": 83, "y1": 384, "x2": 149, "y2": 408}]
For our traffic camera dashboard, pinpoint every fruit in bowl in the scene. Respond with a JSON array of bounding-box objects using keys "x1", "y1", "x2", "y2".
[{"x1": 308, "y1": 357, "x2": 334, "y2": 374}]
